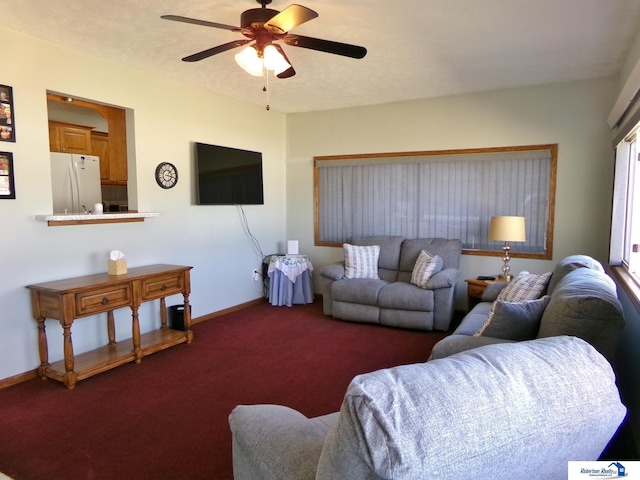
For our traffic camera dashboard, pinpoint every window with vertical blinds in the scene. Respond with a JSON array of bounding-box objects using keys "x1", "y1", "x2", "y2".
[{"x1": 314, "y1": 145, "x2": 556, "y2": 258}]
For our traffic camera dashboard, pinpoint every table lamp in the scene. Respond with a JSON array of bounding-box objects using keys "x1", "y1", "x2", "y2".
[{"x1": 488, "y1": 216, "x2": 526, "y2": 280}]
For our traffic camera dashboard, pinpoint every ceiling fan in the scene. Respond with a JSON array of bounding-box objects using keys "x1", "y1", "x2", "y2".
[{"x1": 161, "y1": 0, "x2": 367, "y2": 79}]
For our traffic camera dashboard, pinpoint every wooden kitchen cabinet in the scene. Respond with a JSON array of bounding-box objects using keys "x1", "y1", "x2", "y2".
[
  {"x1": 91, "y1": 131, "x2": 110, "y2": 183},
  {"x1": 49, "y1": 121, "x2": 93, "y2": 154},
  {"x1": 90, "y1": 111, "x2": 127, "y2": 186},
  {"x1": 91, "y1": 130, "x2": 127, "y2": 186},
  {"x1": 105, "y1": 108, "x2": 128, "y2": 186}
]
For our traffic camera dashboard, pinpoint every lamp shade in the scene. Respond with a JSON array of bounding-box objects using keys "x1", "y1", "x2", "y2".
[
  {"x1": 235, "y1": 46, "x2": 264, "y2": 77},
  {"x1": 488, "y1": 216, "x2": 526, "y2": 242},
  {"x1": 234, "y1": 44, "x2": 291, "y2": 77},
  {"x1": 263, "y1": 45, "x2": 291, "y2": 75}
]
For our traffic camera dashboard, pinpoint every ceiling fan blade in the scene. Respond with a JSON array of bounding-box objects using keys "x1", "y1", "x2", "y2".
[
  {"x1": 283, "y1": 35, "x2": 367, "y2": 59},
  {"x1": 161, "y1": 15, "x2": 240, "y2": 32},
  {"x1": 273, "y1": 44, "x2": 296, "y2": 79},
  {"x1": 182, "y1": 39, "x2": 251, "y2": 62},
  {"x1": 265, "y1": 4, "x2": 318, "y2": 34}
]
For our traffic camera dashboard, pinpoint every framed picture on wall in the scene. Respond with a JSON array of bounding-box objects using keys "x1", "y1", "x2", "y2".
[
  {"x1": 0, "y1": 152, "x2": 15, "y2": 199},
  {"x1": 0, "y1": 84, "x2": 15, "y2": 142}
]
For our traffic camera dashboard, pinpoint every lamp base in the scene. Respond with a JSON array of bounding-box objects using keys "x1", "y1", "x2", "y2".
[{"x1": 501, "y1": 242, "x2": 512, "y2": 282}]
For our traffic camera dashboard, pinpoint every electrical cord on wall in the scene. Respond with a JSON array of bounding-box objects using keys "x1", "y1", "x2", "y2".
[
  {"x1": 237, "y1": 204, "x2": 264, "y2": 259},
  {"x1": 237, "y1": 205, "x2": 269, "y2": 297}
]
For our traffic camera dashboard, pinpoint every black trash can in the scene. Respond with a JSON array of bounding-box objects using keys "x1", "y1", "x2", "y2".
[{"x1": 168, "y1": 304, "x2": 191, "y2": 331}]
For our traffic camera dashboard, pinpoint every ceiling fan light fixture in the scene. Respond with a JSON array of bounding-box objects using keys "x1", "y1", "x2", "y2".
[
  {"x1": 235, "y1": 45, "x2": 264, "y2": 77},
  {"x1": 263, "y1": 44, "x2": 291, "y2": 75}
]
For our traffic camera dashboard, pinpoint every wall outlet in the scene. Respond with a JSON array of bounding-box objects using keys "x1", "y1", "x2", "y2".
[{"x1": 252, "y1": 269, "x2": 261, "y2": 282}]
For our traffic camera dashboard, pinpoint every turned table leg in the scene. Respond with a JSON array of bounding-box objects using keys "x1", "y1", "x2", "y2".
[
  {"x1": 36, "y1": 316, "x2": 49, "y2": 380},
  {"x1": 160, "y1": 297, "x2": 167, "y2": 330},
  {"x1": 131, "y1": 305, "x2": 142, "y2": 363},
  {"x1": 61, "y1": 320, "x2": 77, "y2": 389},
  {"x1": 183, "y1": 293, "x2": 193, "y2": 344},
  {"x1": 107, "y1": 310, "x2": 116, "y2": 346}
]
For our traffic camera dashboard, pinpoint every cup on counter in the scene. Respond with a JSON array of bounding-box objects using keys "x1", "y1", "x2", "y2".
[{"x1": 93, "y1": 202, "x2": 104, "y2": 214}]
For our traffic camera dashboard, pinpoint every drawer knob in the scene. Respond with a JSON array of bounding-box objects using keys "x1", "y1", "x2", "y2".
[
  {"x1": 102, "y1": 297, "x2": 109, "y2": 305},
  {"x1": 161, "y1": 284, "x2": 167, "y2": 291}
]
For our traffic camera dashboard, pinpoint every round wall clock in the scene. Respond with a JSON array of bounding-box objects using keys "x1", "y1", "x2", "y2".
[{"x1": 155, "y1": 162, "x2": 178, "y2": 189}]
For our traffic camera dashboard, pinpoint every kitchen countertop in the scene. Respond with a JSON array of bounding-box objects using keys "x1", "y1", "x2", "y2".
[{"x1": 35, "y1": 211, "x2": 160, "y2": 226}]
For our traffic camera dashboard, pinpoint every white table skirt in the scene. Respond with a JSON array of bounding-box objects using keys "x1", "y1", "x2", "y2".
[{"x1": 268, "y1": 267, "x2": 314, "y2": 306}]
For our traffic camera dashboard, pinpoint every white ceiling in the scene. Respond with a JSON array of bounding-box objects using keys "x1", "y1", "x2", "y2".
[{"x1": 3, "y1": 0, "x2": 640, "y2": 113}]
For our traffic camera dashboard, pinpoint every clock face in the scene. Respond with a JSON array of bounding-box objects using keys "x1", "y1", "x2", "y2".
[{"x1": 155, "y1": 162, "x2": 178, "y2": 189}]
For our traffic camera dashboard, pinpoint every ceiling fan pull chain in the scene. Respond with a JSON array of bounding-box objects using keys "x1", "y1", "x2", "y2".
[{"x1": 265, "y1": 69, "x2": 271, "y2": 111}]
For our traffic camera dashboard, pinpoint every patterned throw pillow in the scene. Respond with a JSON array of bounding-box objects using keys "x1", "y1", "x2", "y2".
[
  {"x1": 474, "y1": 271, "x2": 552, "y2": 337},
  {"x1": 495, "y1": 271, "x2": 552, "y2": 303},
  {"x1": 343, "y1": 244, "x2": 380, "y2": 279},
  {"x1": 411, "y1": 250, "x2": 443, "y2": 288}
]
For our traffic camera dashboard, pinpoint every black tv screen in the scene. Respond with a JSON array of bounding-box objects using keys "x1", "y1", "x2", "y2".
[{"x1": 195, "y1": 142, "x2": 264, "y2": 205}]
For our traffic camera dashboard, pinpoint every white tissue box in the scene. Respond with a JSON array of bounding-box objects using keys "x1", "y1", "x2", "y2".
[{"x1": 108, "y1": 259, "x2": 127, "y2": 275}]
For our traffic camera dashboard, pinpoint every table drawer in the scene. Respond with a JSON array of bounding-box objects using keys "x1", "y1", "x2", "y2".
[
  {"x1": 467, "y1": 283, "x2": 486, "y2": 299},
  {"x1": 75, "y1": 285, "x2": 132, "y2": 316},
  {"x1": 141, "y1": 272, "x2": 184, "y2": 300}
]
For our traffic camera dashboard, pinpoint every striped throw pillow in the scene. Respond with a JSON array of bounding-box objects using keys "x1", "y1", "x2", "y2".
[
  {"x1": 495, "y1": 271, "x2": 552, "y2": 303},
  {"x1": 343, "y1": 244, "x2": 380, "y2": 279},
  {"x1": 411, "y1": 250, "x2": 443, "y2": 288}
]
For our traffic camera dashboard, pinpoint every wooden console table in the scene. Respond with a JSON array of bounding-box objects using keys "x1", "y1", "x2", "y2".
[{"x1": 27, "y1": 264, "x2": 193, "y2": 389}]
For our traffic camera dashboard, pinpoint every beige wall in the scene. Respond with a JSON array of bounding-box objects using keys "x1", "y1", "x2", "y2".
[
  {"x1": 285, "y1": 77, "x2": 618, "y2": 308},
  {"x1": 0, "y1": 26, "x2": 287, "y2": 380}
]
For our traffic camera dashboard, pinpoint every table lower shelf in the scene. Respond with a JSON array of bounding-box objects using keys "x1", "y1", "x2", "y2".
[{"x1": 42, "y1": 328, "x2": 190, "y2": 384}]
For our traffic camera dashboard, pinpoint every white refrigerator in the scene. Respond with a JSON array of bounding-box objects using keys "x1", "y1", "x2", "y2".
[{"x1": 50, "y1": 153, "x2": 102, "y2": 214}]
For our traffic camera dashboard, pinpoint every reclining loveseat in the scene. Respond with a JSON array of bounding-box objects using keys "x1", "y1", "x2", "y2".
[{"x1": 319, "y1": 236, "x2": 462, "y2": 331}]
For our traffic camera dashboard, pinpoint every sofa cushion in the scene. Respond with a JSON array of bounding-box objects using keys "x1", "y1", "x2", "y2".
[
  {"x1": 475, "y1": 296, "x2": 550, "y2": 340},
  {"x1": 397, "y1": 238, "x2": 463, "y2": 282},
  {"x1": 331, "y1": 278, "x2": 388, "y2": 305},
  {"x1": 480, "y1": 281, "x2": 509, "y2": 301},
  {"x1": 316, "y1": 336, "x2": 627, "y2": 480},
  {"x1": 410, "y1": 250, "x2": 443, "y2": 288},
  {"x1": 378, "y1": 282, "x2": 434, "y2": 311},
  {"x1": 547, "y1": 254, "x2": 605, "y2": 295},
  {"x1": 538, "y1": 268, "x2": 624, "y2": 359},
  {"x1": 343, "y1": 243, "x2": 380, "y2": 279}
]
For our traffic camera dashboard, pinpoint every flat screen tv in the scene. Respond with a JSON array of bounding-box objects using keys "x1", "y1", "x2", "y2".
[{"x1": 195, "y1": 142, "x2": 264, "y2": 205}]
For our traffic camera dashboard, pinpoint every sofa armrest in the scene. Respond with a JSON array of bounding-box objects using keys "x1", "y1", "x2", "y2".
[
  {"x1": 426, "y1": 267, "x2": 459, "y2": 289},
  {"x1": 319, "y1": 262, "x2": 345, "y2": 281},
  {"x1": 428, "y1": 334, "x2": 515, "y2": 360},
  {"x1": 229, "y1": 405, "x2": 338, "y2": 480},
  {"x1": 481, "y1": 282, "x2": 509, "y2": 301}
]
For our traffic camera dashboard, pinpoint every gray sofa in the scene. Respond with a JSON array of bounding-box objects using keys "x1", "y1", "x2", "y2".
[
  {"x1": 430, "y1": 254, "x2": 625, "y2": 361},
  {"x1": 229, "y1": 336, "x2": 627, "y2": 480},
  {"x1": 319, "y1": 236, "x2": 462, "y2": 331}
]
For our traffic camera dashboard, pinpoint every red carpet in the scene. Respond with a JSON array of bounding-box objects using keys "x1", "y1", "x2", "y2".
[{"x1": 0, "y1": 301, "x2": 447, "y2": 480}]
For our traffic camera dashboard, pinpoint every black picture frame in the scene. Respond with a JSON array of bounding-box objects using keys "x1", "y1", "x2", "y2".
[
  {"x1": 0, "y1": 152, "x2": 16, "y2": 199},
  {"x1": 0, "y1": 84, "x2": 15, "y2": 142}
]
